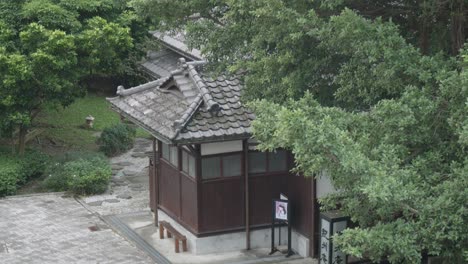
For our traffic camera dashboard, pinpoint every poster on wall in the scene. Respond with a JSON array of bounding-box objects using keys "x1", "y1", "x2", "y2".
[{"x1": 274, "y1": 199, "x2": 289, "y2": 221}]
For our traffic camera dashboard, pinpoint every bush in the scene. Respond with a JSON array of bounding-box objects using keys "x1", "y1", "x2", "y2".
[
  {"x1": 17, "y1": 150, "x2": 49, "y2": 185},
  {"x1": 97, "y1": 123, "x2": 136, "y2": 156},
  {"x1": 43, "y1": 153, "x2": 111, "y2": 195},
  {"x1": 0, "y1": 149, "x2": 50, "y2": 197},
  {"x1": 0, "y1": 160, "x2": 20, "y2": 197}
]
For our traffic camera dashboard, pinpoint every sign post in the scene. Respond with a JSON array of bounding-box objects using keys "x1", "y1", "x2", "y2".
[{"x1": 269, "y1": 198, "x2": 293, "y2": 257}]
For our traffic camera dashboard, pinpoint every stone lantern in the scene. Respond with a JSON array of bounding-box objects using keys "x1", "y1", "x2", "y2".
[{"x1": 85, "y1": 115, "x2": 95, "y2": 129}]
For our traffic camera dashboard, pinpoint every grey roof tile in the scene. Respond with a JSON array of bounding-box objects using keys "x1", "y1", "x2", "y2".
[{"x1": 108, "y1": 59, "x2": 254, "y2": 144}]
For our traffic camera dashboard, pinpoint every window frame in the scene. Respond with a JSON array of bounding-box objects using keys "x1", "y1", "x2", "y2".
[
  {"x1": 201, "y1": 152, "x2": 243, "y2": 181},
  {"x1": 160, "y1": 142, "x2": 179, "y2": 168},
  {"x1": 248, "y1": 149, "x2": 289, "y2": 175},
  {"x1": 181, "y1": 149, "x2": 196, "y2": 178}
]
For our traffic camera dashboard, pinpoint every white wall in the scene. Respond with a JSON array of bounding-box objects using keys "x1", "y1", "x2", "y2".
[
  {"x1": 157, "y1": 209, "x2": 310, "y2": 257},
  {"x1": 316, "y1": 171, "x2": 338, "y2": 198},
  {"x1": 200, "y1": 140, "x2": 243, "y2": 156}
]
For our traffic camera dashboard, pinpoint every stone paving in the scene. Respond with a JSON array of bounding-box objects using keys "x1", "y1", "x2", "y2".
[
  {"x1": 0, "y1": 138, "x2": 316, "y2": 264},
  {"x1": 0, "y1": 193, "x2": 152, "y2": 264},
  {"x1": 82, "y1": 138, "x2": 153, "y2": 216}
]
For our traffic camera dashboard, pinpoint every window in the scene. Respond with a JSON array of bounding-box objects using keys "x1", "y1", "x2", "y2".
[
  {"x1": 269, "y1": 150, "x2": 287, "y2": 172},
  {"x1": 161, "y1": 142, "x2": 178, "y2": 167},
  {"x1": 182, "y1": 150, "x2": 196, "y2": 177},
  {"x1": 202, "y1": 154, "x2": 242, "y2": 180},
  {"x1": 248, "y1": 152, "x2": 266, "y2": 173},
  {"x1": 248, "y1": 150, "x2": 288, "y2": 174},
  {"x1": 223, "y1": 154, "x2": 241, "y2": 177},
  {"x1": 202, "y1": 156, "x2": 221, "y2": 179},
  {"x1": 162, "y1": 142, "x2": 169, "y2": 160}
]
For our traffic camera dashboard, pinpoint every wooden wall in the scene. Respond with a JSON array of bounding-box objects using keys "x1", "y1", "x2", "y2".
[
  {"x1": 249, "y1": 174, "x2": 288, "y2": 226},
  {"x1": 199, "y1": 177, "x2": 244, "y2": 233},
  {"x1": 149, "y1": 158, "x2": 156, "y2": 212},
  {"x1": 286, "y1": 174, "x2": 313, "y2": 237},
  {"x1": 156, "y1": 142, "x2": 313, "y2": 241}
]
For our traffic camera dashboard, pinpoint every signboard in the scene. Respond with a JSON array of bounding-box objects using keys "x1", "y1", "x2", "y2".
[
  {"x1": 270, "y1": 198, "x2": 293, "y2": 257},
  {"x1": 274, "y1": 200, "x2": 289, "y2": 221},
  {"x1": 319, "y1": 211, "x2": 349, "y2": 264}
]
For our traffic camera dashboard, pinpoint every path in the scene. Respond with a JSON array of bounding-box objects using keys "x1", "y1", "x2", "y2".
[{"x1": 82, "y1": 138, "x2": 153, "y2": 216}]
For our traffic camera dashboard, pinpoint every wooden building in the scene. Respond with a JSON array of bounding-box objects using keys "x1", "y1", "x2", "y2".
[{"x1": 108, "y1": 32, "x2": 326, "y2": 257}]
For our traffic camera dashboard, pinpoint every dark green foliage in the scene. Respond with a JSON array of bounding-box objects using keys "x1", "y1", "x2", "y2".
[
  {"x1": 43, "y1": 152, "x2": 111, "y2": 195},
  {"x1": 98, "y1": 123, "x2": 136, "y2": 156},
  {"x1": 0, "y1": 149, "x2": 50, "y2": 197},
  {"x1": 17, "y1": 150, "x2": 49, "y2": 185},
  {"x1": 0, "y1": 157, "x2": 20, "y2": 197}
]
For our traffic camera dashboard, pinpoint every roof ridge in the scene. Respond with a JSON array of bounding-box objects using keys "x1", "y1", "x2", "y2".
[
  {"x1": 116, "y1": 77, "x2": 169, "y2": 97},
  {"x1": 172, "y1": 94, "x2": 204, "y2": 139},
  {"x1": 185, "y1": 61, "x2": 220, "y2": 113}
]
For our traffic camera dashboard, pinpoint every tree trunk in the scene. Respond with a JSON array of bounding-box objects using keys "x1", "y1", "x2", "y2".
[
  {"x1": 450, "y1": 0, "x2": 465, "y2": 55},
  {"x1": 420, "y1": 17, "x2": 431, "y2": 55},
  {"x1": 17, "y1": 125, "x2": 27, "y2": 156}
]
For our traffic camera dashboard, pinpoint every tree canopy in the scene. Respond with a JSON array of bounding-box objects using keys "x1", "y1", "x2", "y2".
[
  {"x1": 0, "y1": 0, "x2": 149, "y2": 153},
  {"x1": 131, "y1": 0, "x2": 468, "y2": 262}
]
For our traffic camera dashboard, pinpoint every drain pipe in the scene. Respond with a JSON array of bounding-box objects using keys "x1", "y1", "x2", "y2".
[{"x1": 244, "y1": 139, "x2": 250, "y2": 250}]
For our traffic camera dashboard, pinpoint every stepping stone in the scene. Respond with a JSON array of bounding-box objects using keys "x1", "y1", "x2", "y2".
[
  {"x1": 112, "y1": 177, "x2": 125, "y2": 183},
  {"x1": 111, "y1": 164, "x2": 124, "y2": 170},
  {"x1": 104, "y1": 199, "x2": 120, "y2": 203},
  {"x1": 115, "y1": 161, "x2": 134, "y2": 166},
  {"x1": 115, "y1": 171, "x2": 125, "y2": 178},
  {"x1": 117, "y1": 194, "x2": 132, "y2": 199},
  {"x1": 123, "y1": 170, "x2": 138, "y2": 176},
  {"x1": 131, "y1": 153, "x2": 148, "y2": 158},
  {"x1": 87, "y1": 201, "x2": 103, "y2": 206}
]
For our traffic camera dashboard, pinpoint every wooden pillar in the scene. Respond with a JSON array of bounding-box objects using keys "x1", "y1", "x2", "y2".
[
  {"x1": 311, "y1": 176, "x2": 319, "y2": 258},
  {"x1": 153, "y1": 138, "x2": 159, "y2": 226},
  {"x1": 243, "y1": 139, "x2": 250, "y2": 250},
  {"x1": 196, "y1": 144, "x2": 202, "y2": 233}
]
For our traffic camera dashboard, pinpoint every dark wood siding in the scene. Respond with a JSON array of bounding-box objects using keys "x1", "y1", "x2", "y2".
[
  {"x1": 181, "y1": 173, "x2": 198, "y2": 230},
  {"x1": 286, "y1": 174, "x2": 313, "y2": 237},
  {"x1": 149, "y1": 158, "x2": 156, "y2": 212},
  {"x1": 249, "y1": 174, "x2": 288, "y2": 226},
  {"x1": 159, "y1": 159, "x2": 180, "y2": 216},
  {"x1": 155, "y1": 143, "x2": 314, "y2": 242},
  {"x1": 200, "y1": 178, "x2": 244, "y2": 232}
]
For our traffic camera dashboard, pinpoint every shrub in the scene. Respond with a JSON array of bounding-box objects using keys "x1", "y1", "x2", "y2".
[
  {"x1": 98, "y1": 123, "x2": 136, "y2": 156},
  {"x1": 0, "y1": 160, "x2": 20, "y2": 197},
  {"x1": 43, "y1": 153, "x2": 111, "y2": 195},
  {"x1": 0, "y1": 149, "x2": 50, "y2": 197},
  {"x1": 17, "y1": 150, "x2": 49, "y2": 185}
]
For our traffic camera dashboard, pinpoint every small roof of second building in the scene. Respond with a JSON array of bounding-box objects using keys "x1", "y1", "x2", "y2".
[{"x1": 108, "y1": 60, "x2": 254, "y2": 144}]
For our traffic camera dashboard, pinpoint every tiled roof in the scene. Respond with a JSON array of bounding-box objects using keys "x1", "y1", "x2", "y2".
[
  {"x1": 107, "y1": 60, "x2": 253, "y2": 144},
  {"x1": 152, "y1": 31, "x2": 203, "y2": 61},
  {"x1": 177, "y1": 73, "x2": 254, "y2": 143},
  {"x1": 141, "y1": 49, "x2": 185, "y2": 78}
]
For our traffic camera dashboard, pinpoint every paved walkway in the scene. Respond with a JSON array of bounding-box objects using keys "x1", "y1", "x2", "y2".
[{"x1": 0, "y1": 193, "x2": 152, "y2": 264}]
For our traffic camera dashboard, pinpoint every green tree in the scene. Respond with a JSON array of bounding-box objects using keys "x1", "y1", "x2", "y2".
[
  {"x1": 0, "y1": 23, "x2": 81, "y2": 154},
  {"x1": 0, "y1": 0, "x2": 150, "y2": 152},
  {"x1": 77, "y1": 16, "x2": 134, "y2": 77},
  {"x1": 132, "y1": 1, "x2": 468, "y2": 262}
]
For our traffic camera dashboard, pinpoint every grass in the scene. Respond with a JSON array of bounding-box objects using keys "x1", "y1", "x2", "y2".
[{"x1": 36, "y1": 94, "x2": 149, "y2": 152}]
